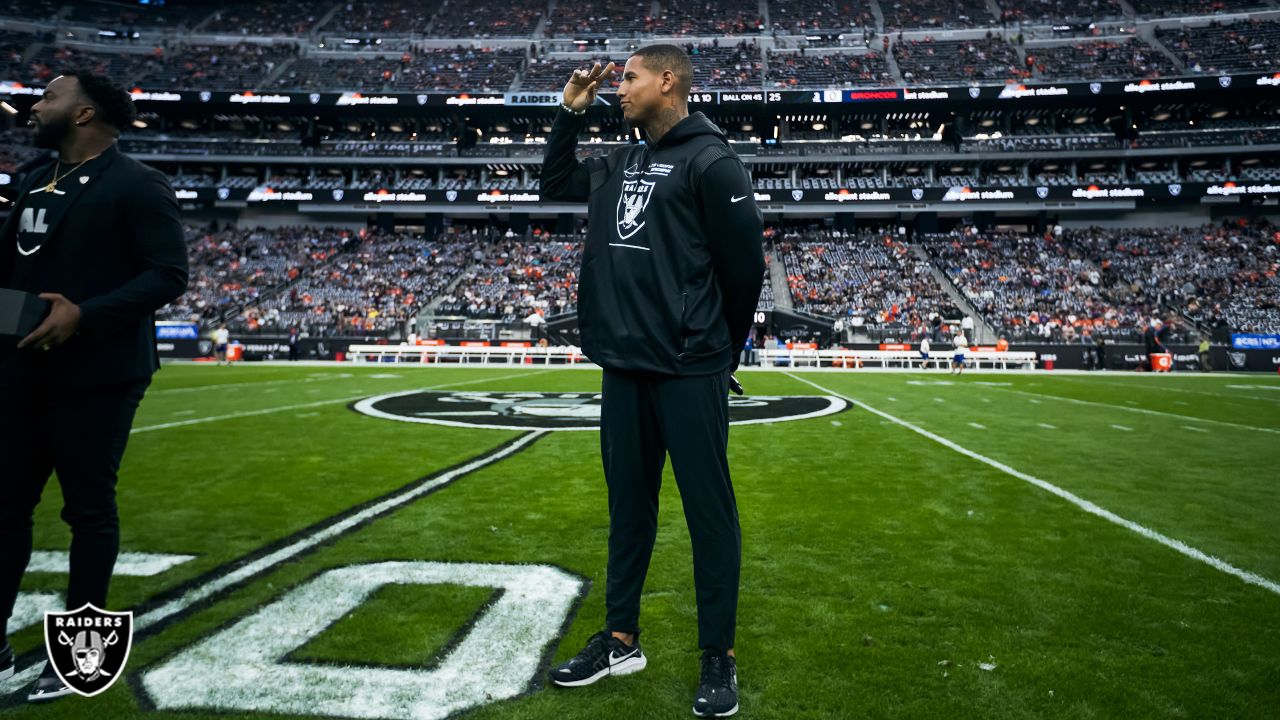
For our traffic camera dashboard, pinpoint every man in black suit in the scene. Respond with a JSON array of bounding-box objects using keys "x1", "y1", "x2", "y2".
[{"x1": 0, "y1": 70, "x2": 187, "y2": 702}]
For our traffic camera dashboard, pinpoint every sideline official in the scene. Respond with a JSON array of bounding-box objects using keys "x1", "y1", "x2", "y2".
[
  {"x1": 541, "y1": 46, "x2": 764, "y2": 718},
  {"x1": 0, "y1": 70, "x2": 187, "y2": 702}
]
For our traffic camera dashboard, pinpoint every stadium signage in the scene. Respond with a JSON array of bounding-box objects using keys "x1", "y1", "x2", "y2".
[
  {"x1": 720, "y1": 91, "x2": 764, "y2": 102},
  {"x1": 337, "y1": 92, "x2": 399, "y2": 106},
  {"x1": 1255, "y1": 74, "x2": 1280, "y2": 87},
  {"x1": 229, "y1": 92, "x2": 292, "y2": 104},
  {"x1": 997, "y1": 84, "x2": 1068, "y2": 99},
  {"x1": 503, "y1": 92, "x2": 560, "y2": 106},
  {"x1": 444, "y1": 94, "x2": 506, "y2": 106},
  {"x1": 128, "y1": 90, "x2": 181, "y2": 102},
  {"x1": 1071, "y1": 186, "x2": 1145, "y2": 199},
  {"x1": 941, "y1": 187, "x2": 1015, "y2": 201},
  {"x1": 362, "y1": 190, "x2": 429, "y2": 202},
  {"x1": 1122, "y1": 79, "x2": 1196, "y2": 94},
  {"x1": 824, "y1": 189, "x2": 892, "y2": 202},
  {"x1": 174, "y1": 189, "x2": 200, "y2": 200},
  {"x1": 1205, "y1": 182, "x2": 1280, "y2": 196},
  {"x1": 477, "y1": 191, "x2": 540, "y2": 203},
  {"x1": 1232, "y1": 334, "x2": 1280, "y2": 350},
  {"x1": 903, "y1": 89, "x2": 950, "y2": 100},
  {"x1": 351, "y1": 390, "x2": 848, "y2": 430},
  {"x1": 246, "y1": 188, "x2": 314, "y2": 201}
]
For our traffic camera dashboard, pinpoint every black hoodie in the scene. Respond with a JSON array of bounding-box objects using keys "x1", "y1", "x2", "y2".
[{"x1": 541, "y1": 108, "x2": 765, "y2": 376}]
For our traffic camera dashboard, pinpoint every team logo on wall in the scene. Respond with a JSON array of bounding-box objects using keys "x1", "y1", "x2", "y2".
[
  {"x1": 1089, "y1": 83, "x2": 1102, "y2": 94},
  {"x1": 43, "y1": 605, "x2": 133, "y2": 698},
  {"x1": 352, "y1": 391, "x2": 848, "y2": 430},
  {"x1": 1219, "y1": 76, "x2": 1232, "y2": 88},
  {"x1": 417, "y1": 94, "x2": 429, "y2": 105},
  {"x1": 309, "y1": 93, "x2": 321, "y2": 104},
  {"x1": 199, "y1": 91, "x2": 212, "y2": 102},
  {"x1": 1167, "y1": 183, "x2": 1182, "y2": 196},
  {"x1": 216, "y1": 188, "x2": 230, "y2": 200},
  {"x1": 1036, "y1": 186, "x2": 1050, "y2": 199},
  {"x1": 911, "y1": 188, "x2": 924, "y2": 200},
  {"x1": 1229, "y1": 352, "x2": 1247, "y2": 369},
  {"x1": 445, "y1": 190, "x2": 458, "y2": 201},
  {"x1": 791, "y1": 189, "x2": 803, "y2": 201},
  {"x1": 332, "y1": 189, "x2": 344, "y2": 201},
  {"x1": 968, "y1": 87, "x2": 980, "y2": 99}
]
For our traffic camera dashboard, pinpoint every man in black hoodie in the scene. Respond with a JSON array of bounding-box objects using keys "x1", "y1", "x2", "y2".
[{"x1": 541, "y1": 46, "x2": 764, "y2": 718}]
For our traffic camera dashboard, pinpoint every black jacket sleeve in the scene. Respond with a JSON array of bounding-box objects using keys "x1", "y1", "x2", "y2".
[
  {"x1": 697, "y1": 157, "x2": 765, "y2": 361},
  {"x1": 77, "y1": 167, "x2": 189, "y2": 339},
  {"x1": 540, "y1": 108, "x2": 591, "y2": 202}
]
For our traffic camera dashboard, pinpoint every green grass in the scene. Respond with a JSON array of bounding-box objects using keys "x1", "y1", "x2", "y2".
[{"x1": 3, "y1": 364, "x2": 1278, "y2": 719}]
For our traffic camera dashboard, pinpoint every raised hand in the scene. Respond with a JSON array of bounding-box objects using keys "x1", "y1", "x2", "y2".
[{"x1": 563, "y1": 61, "x2": 615, "y2": 111}]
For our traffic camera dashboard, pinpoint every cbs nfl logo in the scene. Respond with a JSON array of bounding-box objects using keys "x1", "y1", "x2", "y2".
[{"x1": 1036, "y1": 186, "x2": 1050, "y2": 199}]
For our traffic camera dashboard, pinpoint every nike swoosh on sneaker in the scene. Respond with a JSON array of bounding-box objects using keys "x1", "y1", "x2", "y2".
[
  {"x1": 609, "y1": 649, "x2": 638, "y2": 664},
  {"x1": 730, "y1": 195, "x2": 747, "y2": 203}
]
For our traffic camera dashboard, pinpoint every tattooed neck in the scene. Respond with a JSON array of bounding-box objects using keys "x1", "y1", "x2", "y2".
[{"x1": 645, "y1": 107, "x2": 687, "y2": 145}]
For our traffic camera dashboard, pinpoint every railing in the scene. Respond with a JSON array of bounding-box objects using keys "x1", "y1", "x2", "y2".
[
  {"x1": 346, "y1": 344, "x2": 588, "y2": 365},
  {"x1": 757, "y1": 348, "x2": 1037, "y2": 370}
]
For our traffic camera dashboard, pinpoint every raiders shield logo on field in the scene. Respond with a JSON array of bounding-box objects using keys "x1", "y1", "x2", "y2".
[
  {"x1": 911, "y1": 188, "x2": 924, "y2": 200},
  {"x1": 617, "y1": 178, "x2": 655, "y2": 240},
  {"x1": 199, "y1": 91, "x2": 212, "y2": 102},
  {"x1": 352, "y1": 391, "x2": 848, "y2": 430},
  {"x1": 791, "y1": 189, "x2": 803, "y2": 201},
  {"x1": 1089, "y1": 83, "x2": 1102, "y2": 94},
  {"x1": 1036, "y1": 186, "x2": 1050, "y2": 199},
  {"x1": 445, "y1": 190, "x2": 458, "y2": 202},
  {"x1": 1167, "y1": 183, "x2": 1182, "y2": 196},
  {"x1": 332, "y1": 189, "x2": 344, "y2": 201},
  {"x1": 1219, "y1": 76, "x2": 1232, "y2": 88},
  {"x1": 44, "y1": 604, "x2": 133, "y2": 698}
]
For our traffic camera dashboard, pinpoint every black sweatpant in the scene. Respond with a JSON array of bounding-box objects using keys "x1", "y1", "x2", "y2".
[
  {"x1": 0, "y1": 377, "x2": 149, "y2": 638},
  {"x1": 600, "y1": 368, "x2": 740, "y2": 651}
]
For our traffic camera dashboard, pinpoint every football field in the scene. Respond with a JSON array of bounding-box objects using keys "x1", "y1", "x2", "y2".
[{"x1": 3, "y1": 364, "x2": 1278, "y2": 719}]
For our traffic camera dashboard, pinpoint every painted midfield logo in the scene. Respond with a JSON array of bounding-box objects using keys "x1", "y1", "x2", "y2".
[
  {"x1": 352, "y1": 391, "x2": 848, "y2": 430},
  {"x1": 43, "y1": 604, "x2": 133, "y2": 698}
]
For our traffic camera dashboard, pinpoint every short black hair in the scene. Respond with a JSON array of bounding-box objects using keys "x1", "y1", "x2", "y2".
[
  {"x1": 630, "y1": 44, "x2": 693, "y2": 96},
  {"x1": 61, "y1": 69, "x2": 137, "y2": 133}
]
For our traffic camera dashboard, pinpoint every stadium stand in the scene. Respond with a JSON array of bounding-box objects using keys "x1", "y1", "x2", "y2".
[
  {"x1": 881, "y1": 0, "x2": 994, "y2": 30},
  {"x1": 1156, "y1": 19, "x2": 1280, "y2": 75},
  {"x1": 893, "y1": 36, "x2": 1023, "y2": 84},
  {"x1": 1025, "y1": 39, "x2": 1176, "y2": 81},
  {"x1": 766, "y1": 50, "x2": 892, "y2": 88}
]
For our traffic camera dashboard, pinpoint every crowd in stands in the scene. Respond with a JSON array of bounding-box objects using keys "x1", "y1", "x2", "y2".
[
  {"x1": 1156, "y1": 19, "x2": 1280, "y2": 75},
  {"x1": 893, "y1": 36, "x2": 1022, "y2": 85},
  {"x1": 544, "y1": 0, "x2": 654, "y2": 37},
  {"x1": 1066, "y1": 221, "x2": 1280, "y2": 334},
  {"x1": 1026, "y1": 39, "x2": 1174, "y2": 81},
  {"x1": 650, "y1": 0, "x2": 764, "y2": 36},
  {"x1": 997, "y1": 0, "x2": 1123, "y2": 24},
  {"x1": 687, "y1": 41, "x2": 763, "y2": 90},
  {"x1": 322, "y1": 0, "x2": 441, "y2": 35},
  {"x1": 159, "y1": 226, "x2": 352, "y2": 327},
  {"x1": 882, "y1": 0, "x2": 993, "y2": 30},
  {"x1": 1127, "y1": 0, "x2": 1270, "y2": 18},
  {"x1": 778, "y1": 229, "x2": 953, "y2": 328},
  {"x1": 9, "y1": 42, "x2": 296, "y2": 90},
  {"x1": 766, "y1": 50, "x2": 891, "y2": 88},
  {"x1": 436, "y1": 234, "x2": 583, "y2": 322},
  {"x1": 203, "y1": 3, "x2": 327, "y2": 36},
  {"x1": 428, "y1": 0, "x2": 546, "y2": 38},
  {"x1": 770, "y1": 0, "x2": 876, "y2": 34},
  {"x1": 273, "y1": 47, "x2": 523, "y2": 92},
  {"x1": 520, "y1": 55, "x2": 619, "y2": 92}
]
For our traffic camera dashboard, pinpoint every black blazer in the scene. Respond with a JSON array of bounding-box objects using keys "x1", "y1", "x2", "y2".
[{"x1": 0, "y1": 143, "x2": 188, "y2": 386}]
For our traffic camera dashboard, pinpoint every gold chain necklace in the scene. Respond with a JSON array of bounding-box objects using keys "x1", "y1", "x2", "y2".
[{"x1": 43, "y1": 152, "x2": 101, "y2": 193}]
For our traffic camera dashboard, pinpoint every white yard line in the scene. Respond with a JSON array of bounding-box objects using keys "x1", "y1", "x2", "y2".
[
  {"x1": 1059, "y1": 377, "x2": 1280, "y2": 404},
  {"x1": 785, "y1": 372, "x2": 1280, "y2": 598},
  {"x1": 131, "y1": 370, "x2": 552, "y2": 434},
  {"x1": 968, "y1": 422, "x2": 987, "y2": 430},
  {"x1": 1111, "y1": 424, "x2": 1134, "y2": 432},
  {"x1": 1037, "y1": 423, "x2": 1057, "y2": 430},
  {"x1": 981, "y1": 386, "x2": 1278, "y2": 436}
]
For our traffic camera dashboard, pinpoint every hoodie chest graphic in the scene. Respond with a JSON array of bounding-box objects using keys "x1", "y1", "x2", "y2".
[{"x1": 615, "y1": 161, "x2": 674, "y2": 244}]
